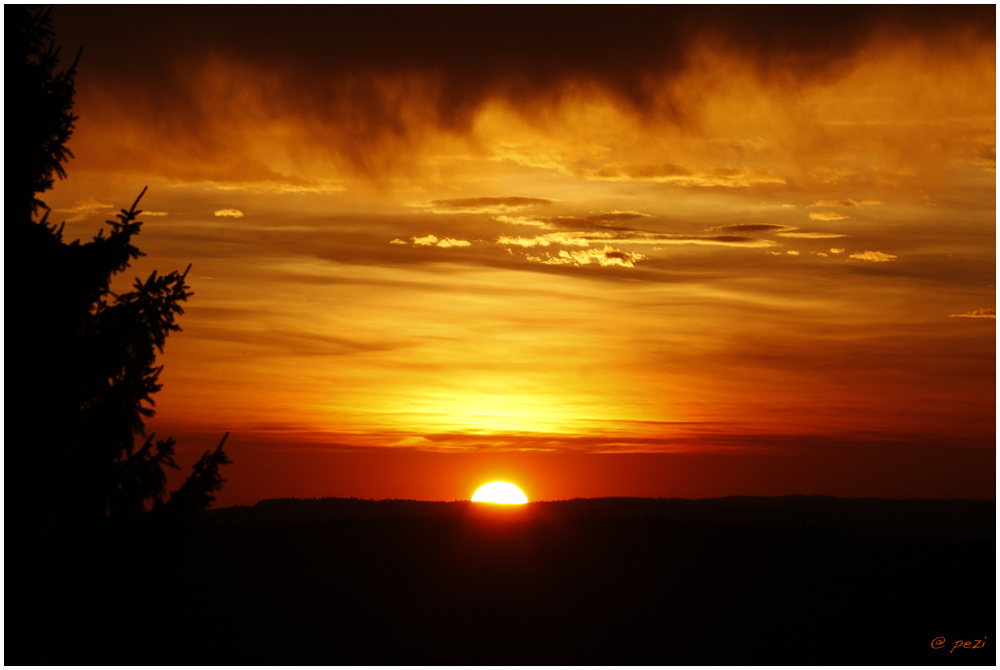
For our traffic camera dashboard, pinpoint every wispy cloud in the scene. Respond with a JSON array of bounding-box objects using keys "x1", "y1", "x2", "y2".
[
  {"x1": 529, "y1": 246, "x2": 647, "y2": 268},
  {"x1": 214, "y1": 208, "x2": 245, "y2": 218},
  {"x1": 578, "y1": 163, "x2": 786, "y2": 188},
  {"x1": 416, "y1": 196, "x2": 555, "y2": 214},
  {"x1": 435, "y1": 237, "x2": 472, "y2": 248},
  {"x1": 402, "y1": 234, "x2": 473, "y2": 248},
  {"x1": 498, "y1": 210, "x2": 652, "y2": 231},
  {"x1": 196, "y1": 180, "x2": 346, "y2": 195},
  {"x1": 808, "y1": 198, "x2": 884, "y2": 208},
  {"x1": 809, "y1": 212, "x2": 850, "y2": 221},
  {"x1": 53, "y1": 198, "x2": 113, "y2": 215},
  {"x1": 646, "y1": 235, "x2": 776, "y2": 247},
  {"x1": 948, "y1": 308, "x2": 995, "y2": 319},
  {"x1": 849, "y1": 250, "x2": 897, "y2": 262},
  {"x1": 708, "y1": 223, "x2": 847, "y2": 239},
  {"x1": 709, "y1": 223, "x2": 793, "y2": 233},
  {"x1": 777, "y1": 231, "x2": 848, "y2": 239},
  {"x1": 496, "y1": 233, "x2": 590, "y2": 248},
  {"x1": 497, "y1": 231, "x2": 776, "y2": 249},
  {"x1": 494, "y1": 215, "x2": 552, "y2": 228}
]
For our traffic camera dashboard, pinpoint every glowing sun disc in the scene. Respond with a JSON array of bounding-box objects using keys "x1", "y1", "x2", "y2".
[{"x1": 472, "y1": 482, "x2": 528, "y2": 504}]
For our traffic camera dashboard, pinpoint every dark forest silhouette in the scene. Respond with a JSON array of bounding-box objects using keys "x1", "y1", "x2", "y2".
[
  {"x1": 182, "y1": 497, "x2": 997, "y2": 666},
  {"x1": 10, "y1": 6, "x2": 230, "y2": 535},
  {"x1": 14, "y1": 495, "x2": 993, "y2": 665}
]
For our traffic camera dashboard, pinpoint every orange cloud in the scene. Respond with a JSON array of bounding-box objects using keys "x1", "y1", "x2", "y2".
[
  {"x1": 531, "y1": 246, "x2": 647, "y2": 268},
  {"x1": 435, "y1": 238, "x2": 472, "y2": 248},
  {"x1": 417, "y1": 196, "x2": 555, "y2": 214},
  {"x1": 579, "y1": 163, "x2": 787, "y2": 188},
  {"x1": 710, "y1": 224, "x2": 792, "y2": 233},
  {"x1": 496, "y1": 233, "x2": 590, "y2": 248},
  {"x1": 849, "y1": 251, "x2": 897, "y2": 262},
  {"x1": 778, "y1": 231, "x2": 848, "y2": 239},
  {"x1": 808, "y1": 198, "x2": 884, "y2": 208},
  {"x1": 400, "y1": 234, "x2": 473, "y2": 248},
  {"x1": 53, "y1": 197, "x2": 113, "y2": 215},
  {"x1": 948, "y1": 309, "x2": 995, "y2": 319}
]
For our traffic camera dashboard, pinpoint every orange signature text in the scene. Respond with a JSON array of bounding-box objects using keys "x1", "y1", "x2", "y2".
[{"x1": 931, "y1": 637, "x2": 988, "y2": 653}]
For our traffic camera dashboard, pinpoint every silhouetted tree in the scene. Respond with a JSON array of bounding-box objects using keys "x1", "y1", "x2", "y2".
[{"x1": 11, "y1": 5, "x2": 230, "y2": 532}]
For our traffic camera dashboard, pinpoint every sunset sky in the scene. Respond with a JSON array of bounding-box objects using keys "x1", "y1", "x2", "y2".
[{"x1": 47, "y1": 6, "x2": 995, "y2": 504}]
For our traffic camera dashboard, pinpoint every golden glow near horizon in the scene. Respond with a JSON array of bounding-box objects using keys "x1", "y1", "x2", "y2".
[
  {"x1": 472, "y1": 482, "x2": 529, "y2": 505},
  {"x1": 45, "y1": 7, "x2": 995, "y2": 496}
]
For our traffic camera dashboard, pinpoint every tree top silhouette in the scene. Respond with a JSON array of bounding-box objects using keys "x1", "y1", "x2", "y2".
[{"x1": 11, "y1": 5, "x2": 231, "y2": 530}]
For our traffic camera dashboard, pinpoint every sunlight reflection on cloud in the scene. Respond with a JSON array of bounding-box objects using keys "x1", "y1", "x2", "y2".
[{"x1": 849, "y1": 250, "x2": 897, "y2": 262}]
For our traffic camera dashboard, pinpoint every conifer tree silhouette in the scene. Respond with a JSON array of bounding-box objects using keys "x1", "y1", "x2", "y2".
[{"x1": 11, "y1": 6, "x2": 230, "y2": 531}]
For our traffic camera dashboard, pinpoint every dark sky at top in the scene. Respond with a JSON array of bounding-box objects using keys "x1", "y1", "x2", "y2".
[{"x1": 54, "y1": 5, "x2": 994, "y2": 127}]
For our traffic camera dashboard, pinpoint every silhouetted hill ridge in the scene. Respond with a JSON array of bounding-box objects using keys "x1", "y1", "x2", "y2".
[
  {"x1": 208, "y1": 494, "x2": 993, "y2": 541},
  {"x1": 18, "y1": 493, "x2": 993, "y2": 665}
]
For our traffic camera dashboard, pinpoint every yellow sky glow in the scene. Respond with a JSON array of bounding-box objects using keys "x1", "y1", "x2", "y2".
[{"x1": 43, "y1": 7, "x2": 995, "y2": 501}]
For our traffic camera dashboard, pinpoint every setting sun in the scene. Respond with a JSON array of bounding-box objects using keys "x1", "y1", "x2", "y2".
[{"x1": 472, "y1": 482, "x2": 528, "y2": 504}]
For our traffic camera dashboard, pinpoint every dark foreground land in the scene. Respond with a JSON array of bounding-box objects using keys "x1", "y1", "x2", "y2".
[{"x1": 18, "y1": 496, "x2": 995, "y2": 665}]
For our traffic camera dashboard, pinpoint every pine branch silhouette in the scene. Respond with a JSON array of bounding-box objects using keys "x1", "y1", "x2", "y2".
[{"x1": 11, "y1": 5, "x2": 231, "y2": 531}]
